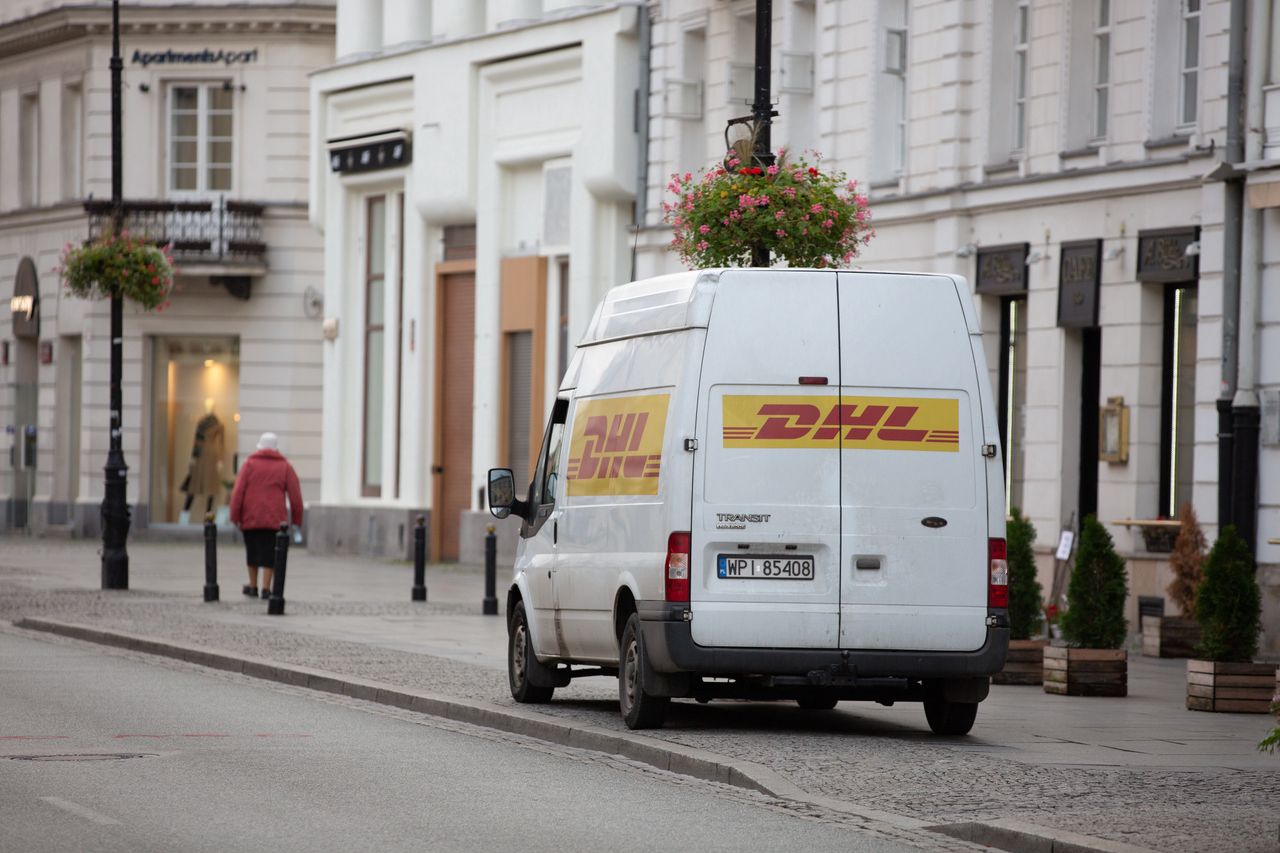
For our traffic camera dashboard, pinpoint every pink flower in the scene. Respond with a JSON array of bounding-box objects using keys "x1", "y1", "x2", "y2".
[
  {"x1": 774, "y1": 210, "x2": 784, "y2": 220},
  {"x1": 811, "y1": 204, "x2": 824, "y2": 213},
  {"x1": 776, "y1": 229, "x2": 787, "y2": 237},
  {"x1": 822, "y1": 218, "x2": 834, "y2": 229},
  {"x1": 696, "y1": 240, "x2": 710, "y2": 251},
  {"x1": 766, "y1": 164, "x2": 779, "y2": 175},
  {"x1": 699, "y1": 224, "x2": 711, "y2": 234},
  {"x1": 684, "y1": 172, "x2": 692, "y2": 182},
  {"x1": 782, "y1": 187, "x2": 797, "y2": 199}
]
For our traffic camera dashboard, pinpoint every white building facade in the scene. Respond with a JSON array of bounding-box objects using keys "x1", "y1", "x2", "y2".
[
  {"x1": 308, "y1": 1, "x2": 642, "y2": 560},
  {"x1": 0, "y1": 2, "x2": 334, "y2": 536},
  {"x1": 636, "y1": 0, "x2": 1279, "y2": 653}
]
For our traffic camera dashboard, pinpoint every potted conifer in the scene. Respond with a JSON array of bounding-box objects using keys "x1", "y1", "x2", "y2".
[
  {"x1": 1143, "y1": 503, "x2": 1204, "y2": 657},
  {"x1": 993, "y1": 509, "x2": 1045, "y2": 685},
  {"x1": 1044, "y1": 515, "x2": 1129, "y2": 697},
  {"x1": 1186, "y1": 525, "x2": 1273, "y2": 713}
]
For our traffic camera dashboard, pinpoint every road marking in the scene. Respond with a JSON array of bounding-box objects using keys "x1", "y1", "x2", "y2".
[
  {"x1": 38, "y1": 796, "x2": 122, "y2": 826},
  {"x1": 0, "y1": 735, "x2": 69, "y2": 740}
]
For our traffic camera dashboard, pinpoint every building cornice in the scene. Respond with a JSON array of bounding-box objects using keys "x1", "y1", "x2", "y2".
[{"x1": 0, "y1": 4, "x2": 334, "y2": 61}]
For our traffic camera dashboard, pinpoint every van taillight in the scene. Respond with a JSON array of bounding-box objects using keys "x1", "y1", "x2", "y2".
[
  {"x1": 988, "y1": 538, "x2": 1008, "y2": 609},
  {"x1": 665, "y1": 531, "x2": 691, "y2": 602}
]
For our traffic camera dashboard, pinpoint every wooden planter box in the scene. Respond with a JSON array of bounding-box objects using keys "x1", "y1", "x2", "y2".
[
  {"x1": 1043, "y1": 646, "x2": 1127, "y2": 697},
  {"x1": 1186, "y1": 660, "x2": 1278, "y2": 713},
  {"x1": 1140, "y1": 615, "x2": 1201, "y2": 658},
  {"x1": 993, "y1": 638, "x2": 1046, "y2": 685}
]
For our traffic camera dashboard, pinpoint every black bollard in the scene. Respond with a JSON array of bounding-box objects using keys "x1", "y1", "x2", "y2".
[
  {"x1": 267, "y1": 522, "x2": 289, "y2": 616},
  {"x1": 202, "y1": 513, "x2": 219, "y2": 602},
  {"x1": 411, "y1": 515, "x2": 427, "y2": 601},
  {"x1": 482, "y1": 524, "x2": 498, "y2": 616}
]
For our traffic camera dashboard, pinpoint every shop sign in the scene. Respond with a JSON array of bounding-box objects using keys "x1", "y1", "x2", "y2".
[
  {"x1": 975, "y1": 243, "x2": 1029, "y2": 295},
  {"x1": 328, "y1": 133, "x2": 411, "y2": 175},
  {"x1": 11, "y1": 257, "x2": 39, "y2": 339},
  {"x1": 1057, "y1": 240, "x2": 1101, "y2": 328},
  {"x1": 131, "y1": 48, "x2": 259, "y2": 67},
  {"x1": 1136, "y1": 227, "x2": 1198, "y2": 283}
]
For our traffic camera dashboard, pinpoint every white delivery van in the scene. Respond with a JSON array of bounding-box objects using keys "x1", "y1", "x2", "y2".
[{"x1": 487, "y1": 268, "x2": 1008, "y2": 735}]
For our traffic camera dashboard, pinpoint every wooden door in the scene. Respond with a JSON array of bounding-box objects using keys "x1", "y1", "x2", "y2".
[{"x1": 432, "y1": 267, "x2": 475, "y2": 561}]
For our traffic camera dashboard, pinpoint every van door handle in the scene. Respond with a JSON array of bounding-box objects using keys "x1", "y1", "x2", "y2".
[
  {"x1": 553, "y1": 520, "x2": 558, "y2": 544},
  {"x1": 855, "y1": 557, "x2": 881, "y2": 570}
]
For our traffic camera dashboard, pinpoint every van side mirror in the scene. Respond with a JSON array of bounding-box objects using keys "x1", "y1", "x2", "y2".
[{"x1": 488, "y1": 468, "x2": 516, "y2": 519}]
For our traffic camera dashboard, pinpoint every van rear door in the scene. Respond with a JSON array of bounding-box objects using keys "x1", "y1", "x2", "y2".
[
  {"x1": 836, "y1": 273, "x2": 988, "y2": 652},
  {"x1": 691, "y1": 270, "x2": 841, "y2": 649}
]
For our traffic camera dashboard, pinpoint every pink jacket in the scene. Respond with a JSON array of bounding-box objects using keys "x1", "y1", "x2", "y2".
[{"x1": 229, "y1": 449, "x2": 303, "y2": 531}]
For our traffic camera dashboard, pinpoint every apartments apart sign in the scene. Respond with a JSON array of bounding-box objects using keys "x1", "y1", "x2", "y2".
[
  {"x1": 131, "y1": 48, "x2": 259, "y2": 67},
  {"x1": 10, "y1": 257, "x2": 39, "y2": 339}
]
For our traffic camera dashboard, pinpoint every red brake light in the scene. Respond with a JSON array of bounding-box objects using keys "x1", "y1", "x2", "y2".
[
  {"x1": 665, "y1": 531, "x2": 691, "y2": 602},
  {"x1": 988, "y1": 537, "x2": 1008, "y2": 609}
]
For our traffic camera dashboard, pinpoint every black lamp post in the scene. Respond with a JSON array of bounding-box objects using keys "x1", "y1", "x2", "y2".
[
  {"x1": 101, "y1": 0, "x2": 130, "y2": 590},
  {"x1": 748, "y1": 0, "x2": 776, "y2": 268}
]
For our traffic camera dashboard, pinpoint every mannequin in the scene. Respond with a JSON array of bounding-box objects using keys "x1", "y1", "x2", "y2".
[{"x1": 179, "y1": 398, "x2": 225, "y2": 523}]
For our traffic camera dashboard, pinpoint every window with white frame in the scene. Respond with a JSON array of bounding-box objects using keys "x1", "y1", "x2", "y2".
[
  {"x1": 168, "y1": 84, "x2": 233, "y2": 194},
  {"x1": 1092, "y1": 0, "x2": 1111, "y2": 140},
  {"x1": 873, "y1": 0, "x2": 908, "y2": 181},
  {"x1": 1179, "y1": 0, "x2": 1200, "y2": 128},
  {"x1": 1013, "y1": 0, "x2": 1030, "y2": 153}
]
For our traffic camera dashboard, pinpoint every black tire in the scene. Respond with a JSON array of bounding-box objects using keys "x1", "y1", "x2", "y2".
[
  {"x1": 795, "y1": 695, "x2": 839, "y2": 711},
  {"x1": 619, "y1": 613, "x2": 670, "y2": 729},
  {"x1": 924, "y1": 699, "x2": 978, "y2": 735},
  {"x1": 508, "y1": 601, "x2": 554, "y2": 704}
]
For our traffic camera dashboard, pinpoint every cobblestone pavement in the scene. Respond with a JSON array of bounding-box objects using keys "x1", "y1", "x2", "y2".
[{"x1": 2, "y1": 540, "x2": 1278, "y2": 852}]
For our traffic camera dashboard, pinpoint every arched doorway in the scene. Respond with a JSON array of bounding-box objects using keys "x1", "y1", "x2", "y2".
[{"x1": 8, "y1": 257, "x2": 40, "y2": 530}]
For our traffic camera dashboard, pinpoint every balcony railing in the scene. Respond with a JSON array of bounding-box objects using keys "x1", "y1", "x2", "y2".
[{"x1": 84, "y1": 198, "x2": 267, "y2": 268}]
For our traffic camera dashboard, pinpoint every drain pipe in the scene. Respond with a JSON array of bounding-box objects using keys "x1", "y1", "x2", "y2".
[
  {"x1": 630, "y1": 1, "x2": 652, "y2": 282},
  {"x1": 1232, "y1": 0, "x2": 1271, "y2": 554},
  {"x1": 1218, "y1": 0, "x2": 1247, "y2": 532}
]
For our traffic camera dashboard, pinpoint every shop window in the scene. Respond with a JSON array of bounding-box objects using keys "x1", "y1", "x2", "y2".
[
  {"x1": 149, "y1": 337, "x2": 240, "y2": 524},
  {"x1": 363, "y1": 196, "x2": 387, "y2": 497},
  {"x1": 168, "y1": 83, "x2": 234, "y2": 195},
  {"x1": 1159, "y1": 285, "x2": 1197, "y2": 517},
  {"x1": 998, "y1": 295, "x2": 1029, "y2": 514}
]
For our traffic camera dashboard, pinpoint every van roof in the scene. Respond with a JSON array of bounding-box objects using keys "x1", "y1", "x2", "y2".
[{"x1": 580, "y1": 268, "x2": 974, "y2": 346}]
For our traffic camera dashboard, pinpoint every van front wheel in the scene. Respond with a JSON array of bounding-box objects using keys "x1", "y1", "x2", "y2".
[
  {"x1": 923, "y1": 699, "x2": 978, "y2": 736},
  {"x1": 619, "y1": 614, "x2": 669, "y2": 730},
  {"x1": 508, "y1": 601, "x2": 554, "y2": 704}
]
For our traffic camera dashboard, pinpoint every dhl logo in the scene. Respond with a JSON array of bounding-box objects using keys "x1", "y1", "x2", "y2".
[
  {"x1": 722, "y1": 394, "x2": 960, "y2": 452},
  {"x1": 567, "y1": 394, "x2": 670, "y2": 496}
]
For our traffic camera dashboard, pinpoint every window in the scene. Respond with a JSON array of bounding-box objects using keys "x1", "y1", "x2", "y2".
[
  {"x1": 677, "y1": 27, "x2": 707, "y2": 173},
  {"x1": 873, "y1": 0, "x2": 909, "y2": 181},
  {"x1": 1179, "y1": 0, "x2": 1200, "y2": 128},
  {"x1": 20, "y1": 93, "x2": 39, "y2": 207},
  {"x1": 532, "y1": 399, "x2": 569, "y2": 509},
  {"x1": 362, "y1": 196, "x2": 387, "y2": 497},
  {"x1": 62, "y1": 83, "x2": 82, "y2": 199},
  {"x1": 998, "y1": 296, "x2": 1029, "y2": 515},
  {"x1": 1013, "y1": 0, "x2": 1030, "y2": 153},
  {"x1": 1092, "y1": 0, "x2": 1111, "y2": 140},
  {"x1": 1159, "y1": 285, "x2": 1197, "y2": 517},
  {"x1": 169, "y1": 84, "x2": 233, "y2": 194}
]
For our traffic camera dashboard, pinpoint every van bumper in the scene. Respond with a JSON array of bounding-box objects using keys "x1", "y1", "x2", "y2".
[{"x1": 637, "y1": 601, "x2": 1009, "y2": 679}]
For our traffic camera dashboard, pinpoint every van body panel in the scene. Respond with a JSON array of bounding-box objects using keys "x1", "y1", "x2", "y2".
[
  {"x1": 836, "y1": 273, "x2": 990, "y2": 651},
  {"x1": 691, "y1": 270, "x2": 842, "y2": 649}
]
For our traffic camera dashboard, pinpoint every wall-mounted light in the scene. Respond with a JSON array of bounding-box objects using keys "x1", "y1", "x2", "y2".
[
  {"x1": 1099, "y1": 396, "x2": 1130, "y2": 464},
  {"x1": 139, "y1": 82, "x2": 151, "y2": 93},
  {"x1": 1025, "y1": 250, "x2": 1047, "y2": 266},
  {"x1": 1184, "y1": 240, "x2": 1201, "y2": 257},
  {"x1": 1103, "y1": 245, "x2": 1125, "y2": 261},
  {"x1": 954, "y1": 243, "x2": 977, "y2": 258}
]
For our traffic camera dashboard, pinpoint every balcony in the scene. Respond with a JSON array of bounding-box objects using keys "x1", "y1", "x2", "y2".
[{"x1": 84, "y1": 198, "x2": 267, "y2": 297}]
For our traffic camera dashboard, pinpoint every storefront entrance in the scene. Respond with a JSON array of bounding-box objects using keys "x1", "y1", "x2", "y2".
[{"x1": 149, "y1": 336, "x2": 240, "y2": 525}]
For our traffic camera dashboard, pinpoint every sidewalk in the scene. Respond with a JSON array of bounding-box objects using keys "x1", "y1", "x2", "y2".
[{"x1": 1, "y1": 537, "x2": 1277, "y2": 853}]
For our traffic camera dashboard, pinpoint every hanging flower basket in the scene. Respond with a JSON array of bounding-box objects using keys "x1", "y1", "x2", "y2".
[
  {"x1": 59, "y1": 232, "x2": 176, "y2": 311},
  {"x1": 663, "y1": 149, "x2": 873, "y2": 269}
]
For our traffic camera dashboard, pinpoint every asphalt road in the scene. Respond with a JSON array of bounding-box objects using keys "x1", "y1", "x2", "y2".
[{"x1": 0, "y1": 632, "x2": 927, "y2": 853}]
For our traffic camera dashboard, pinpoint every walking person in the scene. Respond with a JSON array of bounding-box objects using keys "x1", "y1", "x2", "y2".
[{"x1": 230, "y1": 432, "x2": 303, "y2": 599}]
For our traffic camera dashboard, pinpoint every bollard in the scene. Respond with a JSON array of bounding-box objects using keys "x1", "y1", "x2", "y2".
[
  {"x1": 202, "y1": 513, "x2": 219, "y2": 602},
  {"x1": 411, "y1": 515, "x2": 427, "y2": 601},
  {"x1": 267, "y1": 522, "x2": 289, "y2": 616},
  {"x1": 482, "y1": 524, "x2": 499, "y2": 616}
]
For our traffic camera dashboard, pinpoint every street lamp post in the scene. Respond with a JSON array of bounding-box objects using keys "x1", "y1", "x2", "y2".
[
  {"x1": 749, "y1": 0, "x2": 775, "y2": 268},
  {"x1": 102, "y1": 0, "x2": 130, "y2": 590}
]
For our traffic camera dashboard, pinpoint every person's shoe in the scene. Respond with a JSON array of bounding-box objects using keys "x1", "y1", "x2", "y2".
[
  {"x1": 261, "y1": 587, "x2": 271, "y2": 599},
  {"x1": 242, "y1": 585, "x2": 257, "y2": 597}
]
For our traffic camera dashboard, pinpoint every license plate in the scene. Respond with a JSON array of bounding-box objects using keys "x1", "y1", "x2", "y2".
[{"x1": 717, "y1": 555, "x2": 815, "y2": 580}]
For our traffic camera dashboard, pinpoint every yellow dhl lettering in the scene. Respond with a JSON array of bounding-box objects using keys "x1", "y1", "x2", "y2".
[
  {"x1": 722, "y1": 394, "x2": 959, "y2": 452},
  {"x1": 566, "y1": 394, "x2": 670, "y2": 495}
]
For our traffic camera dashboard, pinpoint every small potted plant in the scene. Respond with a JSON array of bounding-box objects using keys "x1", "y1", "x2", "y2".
[
  {"x1": 59, "y1": 231, "x2": 176, "y2": 311},
  {"x1": 993, "y1": 509, "x2": 1045, "y2": 685},
  {"x1": 1045, "y1": 515, "x2": 1129, "y2": 697},
  {"x1": 1143, "y1": 503, "x2": 1205, "y2": 658},
  {"x1": 1187, "y1": 525, "x2": 1273, "y2": 713}
]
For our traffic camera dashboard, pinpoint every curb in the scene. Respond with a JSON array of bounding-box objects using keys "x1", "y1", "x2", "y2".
[{"x1": 12, "y1": 617, "x2": 1159, "y2": 853}]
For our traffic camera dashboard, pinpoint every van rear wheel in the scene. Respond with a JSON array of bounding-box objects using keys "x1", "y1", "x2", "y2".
[
  {"x1": 619, "y1": 614, "x2": 669, "y2": 729},
  {"x1": 923, "y1": 699, "x2": 978, "y2": 735},
  {"x1": 508, "y1": 601, "x2": 554, "y2": 704}
]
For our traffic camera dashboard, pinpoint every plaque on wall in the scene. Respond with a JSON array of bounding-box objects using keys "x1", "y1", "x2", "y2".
[
  {"x1": 10, "y1": 257, "x2": 39, "y2": 339},
  {"x1": 1136, "y1": 227, "x2": 1199, "y2": 283},
  {"x1": 975, "y1": 243, "x2": 1029, "y2": 295},
  {"x1": 1057, "y1": 239, "x2": 1101, "y2": 328}
]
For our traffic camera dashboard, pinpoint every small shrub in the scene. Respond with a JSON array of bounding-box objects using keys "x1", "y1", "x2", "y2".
[
  {"x1": 1167, "y1": 502, "x2": 1206, "y2": 617},
  {"x1": 1006, "y1": 508, "x2": 1043, "y2": 640},
  {"x1": 1195, "y1": 525, "x2": 1261, "y2": 662},
  {"x1": 1059, "y1": 515, "x2": 1128, "y2": 649}
]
